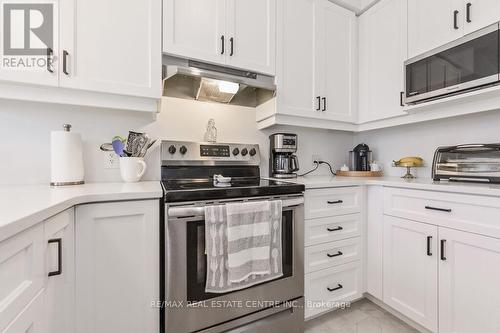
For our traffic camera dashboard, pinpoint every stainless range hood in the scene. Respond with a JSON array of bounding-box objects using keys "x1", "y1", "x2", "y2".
[{"x1": 162, "y1": 55, "x2": 276, "y2": 107}]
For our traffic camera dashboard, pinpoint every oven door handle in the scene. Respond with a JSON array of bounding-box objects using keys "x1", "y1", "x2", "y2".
[{"x1": 167, "y1": 197, "x2": 304, "y2": 217}]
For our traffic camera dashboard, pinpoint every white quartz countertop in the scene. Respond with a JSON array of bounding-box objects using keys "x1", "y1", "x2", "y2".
[
  {"x1": 0, "y1": 181, "x2": 163, "y2": 242},
  {"x1": 274, "y1": 175, "x2": 500, "y2": 197}
]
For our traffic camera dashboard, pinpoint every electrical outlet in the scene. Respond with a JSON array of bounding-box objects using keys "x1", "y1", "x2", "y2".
[
  {"x1": 103, "y1": 151, "x2": 120, "y2": 169},
  {"x1": 312, "y1": 154, "x2": 322, "y2": 164}
]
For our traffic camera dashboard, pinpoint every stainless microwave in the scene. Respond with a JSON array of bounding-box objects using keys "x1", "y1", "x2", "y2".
[{"x1": 404, "y1": 23, "x2": 500, "y2": 105}]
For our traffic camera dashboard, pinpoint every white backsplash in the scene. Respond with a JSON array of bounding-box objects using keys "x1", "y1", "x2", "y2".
[
  {"x1": 355, "y1": 111, "x2": 500, "y2": 178},
  {"x1": 0, "y1": 97, "x2": 352, "y2": 185}
]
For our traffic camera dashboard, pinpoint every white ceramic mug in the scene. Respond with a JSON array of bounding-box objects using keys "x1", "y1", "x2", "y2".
[{"x1": 120, "y1": 157, "x2": 147, "y2": 183}]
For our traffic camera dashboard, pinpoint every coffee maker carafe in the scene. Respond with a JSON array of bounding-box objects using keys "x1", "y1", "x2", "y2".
[{"x1": 269, "y1": 133, "x2": 299, "y2": 178}]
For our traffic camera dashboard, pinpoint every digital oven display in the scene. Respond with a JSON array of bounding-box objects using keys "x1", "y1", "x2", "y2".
[{"x1": 200, "y1": 145, "x2": 230, "y2": 157}]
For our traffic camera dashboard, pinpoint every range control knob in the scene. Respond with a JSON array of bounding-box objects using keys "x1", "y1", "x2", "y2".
[
  {"x1": 249, "y1": 148, "x2": 257, "y2": 156},
  {"x1": 232, "y1": 148, "x2": 240, "y2": 156},
  {"x1": 168, "y1": 145, "x2": 176, "y2": 154},
  {"x1": 179, "y1": 145, "x2": 187, "y2": 155},
  {"x1": 241, "y1": 148, "x2": 248, "y2": 156}
]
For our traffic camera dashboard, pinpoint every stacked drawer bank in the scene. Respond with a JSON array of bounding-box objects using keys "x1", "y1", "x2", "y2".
[{"x1": 304, "y1": 186, "x2": 363, "y2": 319}]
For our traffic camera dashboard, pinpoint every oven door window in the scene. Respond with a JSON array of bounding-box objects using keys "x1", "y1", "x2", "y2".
[{"x1": 186, "y1": 210, "x2": 294, "y2": 303}]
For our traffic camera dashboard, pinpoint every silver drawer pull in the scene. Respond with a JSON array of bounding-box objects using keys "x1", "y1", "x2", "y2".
[
  {"x1": 425, "y1": 205, "x2": 452, "y2": 213},
  {"x1": 327, "y1": 284, "x2": 343, "y2": 292},
  {"x1": 327, "y1": 226, "x2": 343, "y2": 232},
  {"x1": 327, "y1": 251, "x2": 343, "y2": 258}
]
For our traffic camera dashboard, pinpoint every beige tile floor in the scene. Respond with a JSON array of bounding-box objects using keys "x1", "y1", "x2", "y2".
[{"x1": 305, "y1": 299, "x2": 421, "y2": 333}]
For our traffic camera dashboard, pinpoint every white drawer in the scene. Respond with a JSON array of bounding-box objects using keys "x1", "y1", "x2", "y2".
[
  {"x1": 305, "y1": 214, "x2": 361, "y2": 246},
  {"x1": 384, "y1": 187, "x2": 500, "y2": 238},
  {"x1": 305, "y1": 187, "x2": 362, "y2": 219},
  {"x1": 305, "y1": 261, "x2": 362, "y2": 319},
  {"x1": 0, "y1": 224, "x2": 44, "y2": 331},
  {"x1": 305, "y1": 237, "x2": 362, "y2": 273},
  {"x1": 2, "y1": 289, "x2": 45, "y2": 333}
]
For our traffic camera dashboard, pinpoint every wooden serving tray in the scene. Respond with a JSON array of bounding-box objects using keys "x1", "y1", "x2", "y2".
[{"x1": 336, "y1": 170, "x2": 384, "y2": 177}]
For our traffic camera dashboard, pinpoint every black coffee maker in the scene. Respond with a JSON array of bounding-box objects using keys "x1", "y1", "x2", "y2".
[{"x1": 350, "y1": 144, "x2": 372, "y2": 171}]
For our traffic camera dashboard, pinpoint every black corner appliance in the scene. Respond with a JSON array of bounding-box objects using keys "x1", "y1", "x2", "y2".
[{"x1": 350, "y1": 144, "x2": 372, "y2": 171}]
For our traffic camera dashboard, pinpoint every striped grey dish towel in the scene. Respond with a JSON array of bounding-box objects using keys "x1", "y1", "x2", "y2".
[{"x1": 204, "y1": 200, "x2": 283, "y2": 293}]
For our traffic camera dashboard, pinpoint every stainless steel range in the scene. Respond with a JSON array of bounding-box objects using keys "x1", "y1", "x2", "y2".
[{"x1": 160, "y1": 140, "x2": 305, "y2": 333}]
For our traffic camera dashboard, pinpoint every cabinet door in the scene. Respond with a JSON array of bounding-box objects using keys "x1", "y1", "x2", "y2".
[
  {"x1": 163, "y1": 0, "x2": 226, "y2": 65},
  {"x1": 315, "y1": 0, "x2": 356, "y2": 122},
  {"x1": 0, "y1": 224, "x2": 44, "y2": 331},
  {"x1": 439, "y1": 227, "x2": 500, "y2": 333},
  {"x1": 2, "y1": 290, "x2": 46, "y2": 333},
  {"x1": 0, "y1": 0, "x2": 59, "y2": 87},
  {"x1": 383, "y1": 216, "x2": 438, "y2": 332},
  {"x1": 358, "y1": 0, "x2": 407, "y2": 123},
  {"x1": 408, "y1": 0, "x2": 463, "y2": 58},
  {"x1": 274, "y1": 0, "x2": 316, "y2": 117},
  {"x1": 462, "y1": 0, "x2": 500, "y2": 34},
  {"x1": 44, "y1": 209, "x2": 74, "y2": 333},
  {"x1": 59, "y1": 0, "x2": 161, "y2": 98},
  {"x1": 75, "y1": 200, "x2": 159, "y2": 333},
  {"x1": 226, "y1": 0, "x2": 276, "y2": 75}
]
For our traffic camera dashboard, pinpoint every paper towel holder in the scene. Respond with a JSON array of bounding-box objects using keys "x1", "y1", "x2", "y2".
[{"x1": 50, "y1": 123, "x2": 85, "y2": 186}]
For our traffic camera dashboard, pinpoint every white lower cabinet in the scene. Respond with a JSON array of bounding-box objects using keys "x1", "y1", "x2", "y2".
[
  {"x1": 305, "y1": 261, "x2": 363, "y2": 319},
  {"x1": 2, "y1": 289, "x2": 46, "y2": 333},
  {"x1": 0, "y1": 209, "x2": 74, "y2": 333},
  {"x1": 75, "y1": 200, "x2": 159, "y2": 333},
  {"x1": 383, "y1": 215, "x2": 438, "y2": 332},
  {"x1": 439, "y1": 227, "x2": 500, "y2": 333},
  {"x1": 44, "y1": 209, "x2": 75, "y2": 333}
]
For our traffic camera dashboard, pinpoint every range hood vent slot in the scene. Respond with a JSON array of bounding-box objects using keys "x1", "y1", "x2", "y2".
[{"x1": 162, "y1": 55, "x2": 276, "y2": 107}]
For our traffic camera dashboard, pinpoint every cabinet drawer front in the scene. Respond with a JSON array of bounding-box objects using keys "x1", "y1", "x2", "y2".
[
  {"x1": 2, "y1": 289, "x2": 45, "y2": 333},
  {"x1": 305, "y1": 214, "x2": 361, "y2": 246},
  {"x1": 0, "y1": 224, "x2": 44, "y2": 331},
  {"x1": 384, "y1": 187, "x2": 500, "y2": 238},
  {"x1": 305, "y1": 187, "x2": 362, "y2": 219},
  {"x1": 305, "y1": 261, "x2": 362, "y2": 319},
  {"x1": 305, "y1": 237, "x2": 362, "y2": 273}
]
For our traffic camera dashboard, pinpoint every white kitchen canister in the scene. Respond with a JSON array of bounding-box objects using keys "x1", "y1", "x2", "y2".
[{"x1": 50, "y1": 124, "x2": 85, "y2": 186}]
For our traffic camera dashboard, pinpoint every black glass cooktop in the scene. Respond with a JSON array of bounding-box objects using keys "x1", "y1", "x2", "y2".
[{"x1": 162, "y1": 178, "x2": 304, "y2": 202}]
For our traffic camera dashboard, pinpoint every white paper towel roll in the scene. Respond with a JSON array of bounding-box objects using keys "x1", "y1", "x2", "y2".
[{"x1": 51, "y1": 124, "x2": 84, "y2": 186}]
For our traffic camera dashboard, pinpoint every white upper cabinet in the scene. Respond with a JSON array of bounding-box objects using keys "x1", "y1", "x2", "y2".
[
  {"x1": 358, "y1": 0, "x2": 407, "y2": 123},
  {"x1": 408, "y1": 0, "x2": 462, "y2": 59},
  {"x1": 439, "y1": 227, "x2": 500, "y2": 333},
  {"x1": 263, "y1": 0, "x2": 356, "y2": 124},
  {"x1": 163, "y1": 0, "x2": 276, "y2": 75},
  {"x1": 408, "y1": 0, "x2": 500, "y2": 59},
  {"x1": 383, "y1": 216, "x2": 438, "y2": 332},
  {"x1": 60, "y1": 0, "x2": 162, "y2": 98},
  {"x1": 163, "y1": 0, "x2": 226, "y2": 65},
  {"x1": 273, "y1": 0, "x2": 316, "y2": 118},
  {"x1": 315, "y1": 0, "x2": 356, "y2": 122},
  {"x1": 462, "y1": 0, "x2": 500, "y2": 34},
  {"x1": 226, "y1": 0, "x2": 276, "y2": 75}
]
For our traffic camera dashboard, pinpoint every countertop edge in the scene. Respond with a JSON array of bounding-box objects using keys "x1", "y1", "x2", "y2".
[
  {"x1": 271, "y1": 176, "x2": 500, "y2": 197},
  {"x1": 0, "y1": 182, "x2": 163, "y2": 243}
]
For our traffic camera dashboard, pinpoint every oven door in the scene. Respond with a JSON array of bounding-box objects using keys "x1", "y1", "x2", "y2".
[
  {"x1": 164, "y1": 196, "x2": 304, "y2": 333},
  {"x1": 404, "y1": 23, "x2": 500, "y2": 104}
]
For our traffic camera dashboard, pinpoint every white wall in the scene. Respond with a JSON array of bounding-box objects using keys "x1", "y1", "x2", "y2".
[
  {"x1": 355, "y1": 111, "x2": 500, "y2": 178},
  {"x1": 0, "y1": 97, "x2": 352, "y2": 185}
]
